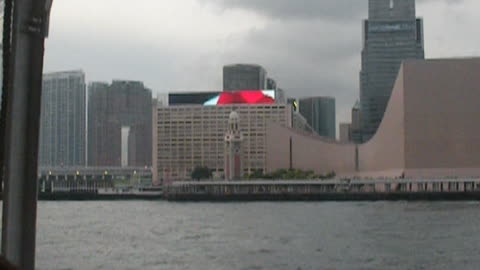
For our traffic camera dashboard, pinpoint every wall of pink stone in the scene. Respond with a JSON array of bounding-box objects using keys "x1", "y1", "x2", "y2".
[
  {"x1": 266, "y1": 124, "x2": 356, "y2": 176},
  {"x1": 403, "y1": 59, "x2": 480, "y2": 177},
  {"x1": 266, "y1": 58, "x2": 480, "y2": 179}
]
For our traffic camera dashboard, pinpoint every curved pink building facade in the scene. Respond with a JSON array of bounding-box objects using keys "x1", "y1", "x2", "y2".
[{"x1": 267, "y1": 58, "x2": 480, "y2": 178}]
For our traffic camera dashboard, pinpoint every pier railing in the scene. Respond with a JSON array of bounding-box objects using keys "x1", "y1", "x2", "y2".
[{"x1": 164, "y1": 179, "x2": 480, "y2": 200}]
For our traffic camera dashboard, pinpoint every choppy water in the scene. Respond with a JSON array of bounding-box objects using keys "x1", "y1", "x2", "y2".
[{"x1": 7, "y1": 201, "x2": 480, "y2": 269}]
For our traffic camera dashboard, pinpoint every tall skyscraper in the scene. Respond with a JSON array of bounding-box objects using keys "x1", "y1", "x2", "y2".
[
  {"x1": 299, "y1": 97, "x2": 336, "y2": 139},
  {"x1": 360, "y1": 0, "x2": 424, "y2": 141},
  {"x1": 88, "y1": 80, "x2": 152, "y2": 167},
  {"x1": 223, "y1": 64, "x2": 267, "y2": 91},
  {"x1": 351, "y1": 101, "x2": 363, "y2": 143},
  {"x1": 39, "y1": 70, "x2": 86, "y2": 167}
]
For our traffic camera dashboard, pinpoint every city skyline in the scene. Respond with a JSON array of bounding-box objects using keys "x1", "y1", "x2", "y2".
[
  {"x1": 43, "y1": 0, "x2": 480, "y2": 126},
  {"x1": 3, "y1": 1, "x2": 480, "y2": 269}
]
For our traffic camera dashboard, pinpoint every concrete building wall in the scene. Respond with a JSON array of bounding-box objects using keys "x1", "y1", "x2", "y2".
[
  {"x1": 266, "y1": 58, "x2": 480, "y2": 179},
  {"x1": 266, "y1": 124, "x2": 356, "y2": 176},
  {"x1": 403, "y1": 59, "x2": 480, "y2": 177}
]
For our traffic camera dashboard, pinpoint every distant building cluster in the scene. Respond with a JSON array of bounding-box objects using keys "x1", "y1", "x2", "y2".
[
  {"x1": 39, "y1": 72, "x2": 153, "y2": 170},
  {"x1": 154, "y1": 64, "x2": 314, "y2": 182},
  {"x1": 37, "y1": 0, "x2": 480, "y2": 183},
  {"x1": 38, "y1": 63, "x2": 317, "y2": 183},
  {"x1": 339, "y1": 101, "x2": 361, "y2": 143}
]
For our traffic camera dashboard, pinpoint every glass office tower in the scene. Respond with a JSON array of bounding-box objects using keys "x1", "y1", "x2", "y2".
[{"x1": 360, "y1": 0, "x2": 424, "y2": 141}]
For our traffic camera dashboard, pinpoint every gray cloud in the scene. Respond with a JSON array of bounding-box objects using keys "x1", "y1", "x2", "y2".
[
  {"x1": 203, "y1": 0, "x2": 463, "y2": 21},
  {"x1": 203, "y1": 0, "x2": 366, "y2": 21},
  {"x1": 216, "y1": 18, "x2": 361, "y2": 127},
  {"x1": 44, "y1": 0, "x2": 477, "y2": 135},
  {"x1": 44, "y1": 30, "x2": 223, "y2": 93},
  {"x1": 203, "y1": 0, "x2": 470, "y2": 128}
]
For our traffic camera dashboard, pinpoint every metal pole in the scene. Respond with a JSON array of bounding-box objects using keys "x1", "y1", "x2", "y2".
[
  {"x1": 289, "y1": 137, "x2": 293, "y2": 170},
  {"x1": 1, "y1": 0, "x2": 52, "y2": 269}
]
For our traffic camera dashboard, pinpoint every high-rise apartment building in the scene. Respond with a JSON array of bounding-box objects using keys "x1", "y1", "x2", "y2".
[
  {"x1": 360, "y1": 0, "x2": 424, "y2": 141},
  {"x1": 223, "y1": 64, "x2": 267, "y2": 91},
  {"x1": 299, "y1": 97, "x2": 336, "y2": 139},
  {"x1": 39, "y1": 70, "x2": 86, "y2": 166},
  {"x1": 88, "y1": 80, "x2": 152, "y2": 167}
]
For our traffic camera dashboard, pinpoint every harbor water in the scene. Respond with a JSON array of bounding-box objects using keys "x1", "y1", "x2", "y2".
[{"x1": 4, "y1": 201, "x2": 480, "y2": 269}]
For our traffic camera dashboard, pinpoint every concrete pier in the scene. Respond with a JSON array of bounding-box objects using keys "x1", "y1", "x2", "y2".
[{"x1": 164, "y1": 179, "x2": 480, "y2": 201}]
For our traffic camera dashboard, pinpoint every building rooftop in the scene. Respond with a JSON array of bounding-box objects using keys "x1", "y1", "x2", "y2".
[
  {"x1": 43, "y1": 70, "x2": 84, "y2": 78},
  {"x1": 224, "y1": 63, "x2": 265, "y2": 69}
]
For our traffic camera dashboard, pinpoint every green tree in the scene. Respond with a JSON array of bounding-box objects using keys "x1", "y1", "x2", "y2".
[
  {"x1": 191, "y1": 166, "x2": 212, "y2": 181},
  {"x1": 247, "y1": 169, "x2": 265, "y2": 180},
  {"x1": 325, "y1": 171, "x2": 336, "y2": 179},
  {"x1": 244, "y1": 168, "x2": 336, "y2": 180}
]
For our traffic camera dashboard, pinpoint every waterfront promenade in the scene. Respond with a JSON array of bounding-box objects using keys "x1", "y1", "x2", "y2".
[
  {"x1": 164, "y1": 179, "x2": 480, "y2": 201},
  {"x1": 19, "y1": 178, "x2": 480, "y2": 201}
]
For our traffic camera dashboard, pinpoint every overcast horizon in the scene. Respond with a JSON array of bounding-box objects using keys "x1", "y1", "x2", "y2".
[{"x1": 43, "y1": 0, "x2": 480, "y2": 125}]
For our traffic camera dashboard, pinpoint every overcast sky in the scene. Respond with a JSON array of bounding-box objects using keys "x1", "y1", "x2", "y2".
[{"x1": 44, "y1": 0, "x2": 480, "y2": 125}]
